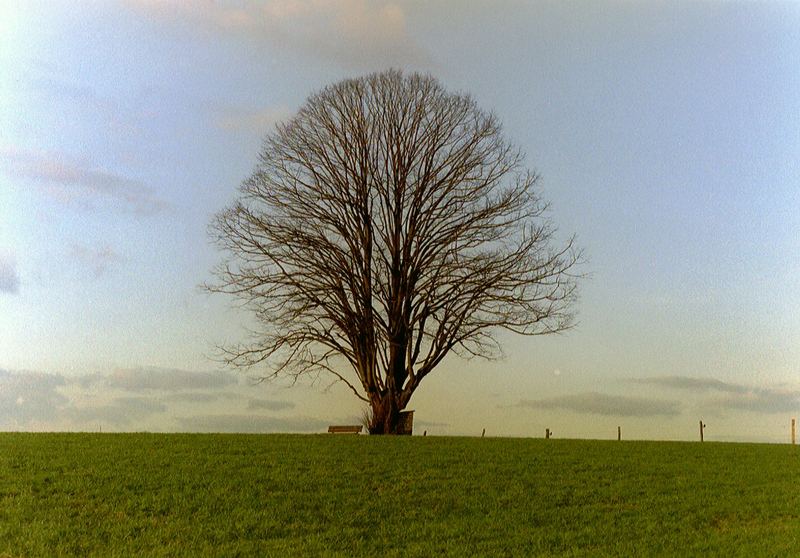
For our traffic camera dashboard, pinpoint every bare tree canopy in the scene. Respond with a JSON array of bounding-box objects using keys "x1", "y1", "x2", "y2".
[{"x1": 209, "y1": 70, "x2": 580, "y2": 433}]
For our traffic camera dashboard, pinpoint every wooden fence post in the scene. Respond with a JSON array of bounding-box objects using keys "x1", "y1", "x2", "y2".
[
  {"x1": 699, "y1": 420, "x2": 705, "y2": 442},
  {"x1": 617, "y1": 426, "x2": 621, "y2": 441},
  {"x1": 481, "y1": 428, "x2": 485, "y2": 438},
  {"x1": 545, "y1": 428, "x2": 551, "y2": 440},
  {"x1": 792, "y1": 418, "x2": 796, "y2": 445}
]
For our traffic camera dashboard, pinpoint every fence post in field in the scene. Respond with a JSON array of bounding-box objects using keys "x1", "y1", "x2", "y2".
[
  {"x1": 617, "y1": 426, "x2": 621, "y2": 441},
  {"x1": 699, "y1": 420, "x2": 705, "y2": 442},
  {"x1": 545, "y1": 428, "x2": 551, "y2": 440},
  {"x1": 481, "y1": 428, "x2": 485, "y2": 438},
  {"x1": 792, "y1": 418, "x2": 796, "y2": 445}
]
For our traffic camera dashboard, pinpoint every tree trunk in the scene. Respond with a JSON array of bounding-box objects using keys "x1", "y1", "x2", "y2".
[{"x1": 368, "y1": 392, "x2": 402, "y2": 434}]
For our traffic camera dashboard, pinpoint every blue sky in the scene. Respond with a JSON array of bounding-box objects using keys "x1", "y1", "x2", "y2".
[{"x1": 1, "y1": 1, "x2": 799, "y2": 441}]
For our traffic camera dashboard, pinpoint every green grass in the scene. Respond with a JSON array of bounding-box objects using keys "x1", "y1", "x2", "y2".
[{"x1": 0, "y1": 434, "x2": 798, "y2": 556}]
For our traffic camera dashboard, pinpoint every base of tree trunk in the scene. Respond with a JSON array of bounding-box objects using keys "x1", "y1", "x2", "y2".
[{"x1": 367, "y1": 397, "x2": 403, "y2": 434}]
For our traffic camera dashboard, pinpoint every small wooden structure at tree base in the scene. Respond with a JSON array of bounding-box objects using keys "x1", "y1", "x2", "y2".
[
  {"x1": 397, "y1": 410, "x2": 414, "y2": 435},
  {"x1": 327, "y1": 425, "x2": 363, "y2": 434}
]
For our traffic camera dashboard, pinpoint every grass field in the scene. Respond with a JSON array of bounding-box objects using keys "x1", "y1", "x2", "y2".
[{"x1": 0, "y1": 433, "x2": 798, "y2": 556}]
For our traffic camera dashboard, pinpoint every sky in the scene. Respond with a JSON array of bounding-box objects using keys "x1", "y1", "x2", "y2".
[{"x1": 1, "y1": 0, "x2": 799, "y2": 442}]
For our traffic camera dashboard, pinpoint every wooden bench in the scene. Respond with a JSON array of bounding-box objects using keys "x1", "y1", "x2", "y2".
[{"x1": 328, "y1": 425, "x2": 363, "y2": 434}]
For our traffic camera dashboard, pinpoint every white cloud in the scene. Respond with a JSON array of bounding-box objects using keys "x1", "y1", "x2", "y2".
[{"x1": 126, "y1": 0, "x2": 431, "y2": 71}]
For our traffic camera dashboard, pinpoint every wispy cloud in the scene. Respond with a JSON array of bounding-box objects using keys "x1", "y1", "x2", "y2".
[
  {"x1": 712, "y1": 390, "x2": 800, "y2": 414},
  {"x1": 0, "y1": 369, "x2": 170, "y2": 429},
  {"x1": 165, "y1": 391, "x2": 239, "y2": 403},
  {"x1": 70, "y1": 244, "x2": 121, "y2": 278},
  {"x1": 628, "y1": 375, "x2": 748, "y2": 393},
  {"x1": 416, "y1": 420, "x2": 450, "y2": 430},
  {"x1": 0, "y1": 252, "x2": 20, "y2": 294},
  {"x1": 0, "y1": 369, "x2": 68, "y2": 426},
  {"x1": 246, "y1": 398, "x2": 295, "y2": 411},
  {"x1": 518, "y1": 392, "x2": 681, "y2": 417},
  {"x1": 126, "y1": 0, "x2": 431, "y2": 71},
  {"x1": 100, "y1": 366, "x2": 239, "y2": 392},
  {"x1": 30, "y1": 76, "x2": 148, "y2": 139},
  {"x1": 0, "y1": 146, "x2": 167, "y2": 215},
  {"x1": 628, "y1": 375, "x2": 800, "y2": 415},
  {"x1": 214, "y1": 105, "x2": 293, "y2": 134},
  {"x1": 174, "y1": 414, "x2": 327, "y2": 433},
  {"x1": 2, "y1": 367, "x2": 277, "y2": 431},
  {"x1": 64, "y1": 397, "x2": 167, "y2": 426}
]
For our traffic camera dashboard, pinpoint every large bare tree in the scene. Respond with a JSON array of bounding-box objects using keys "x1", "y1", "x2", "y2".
[{"x1": 209, "y1": 70, "x2": 579, "y2": 434}]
